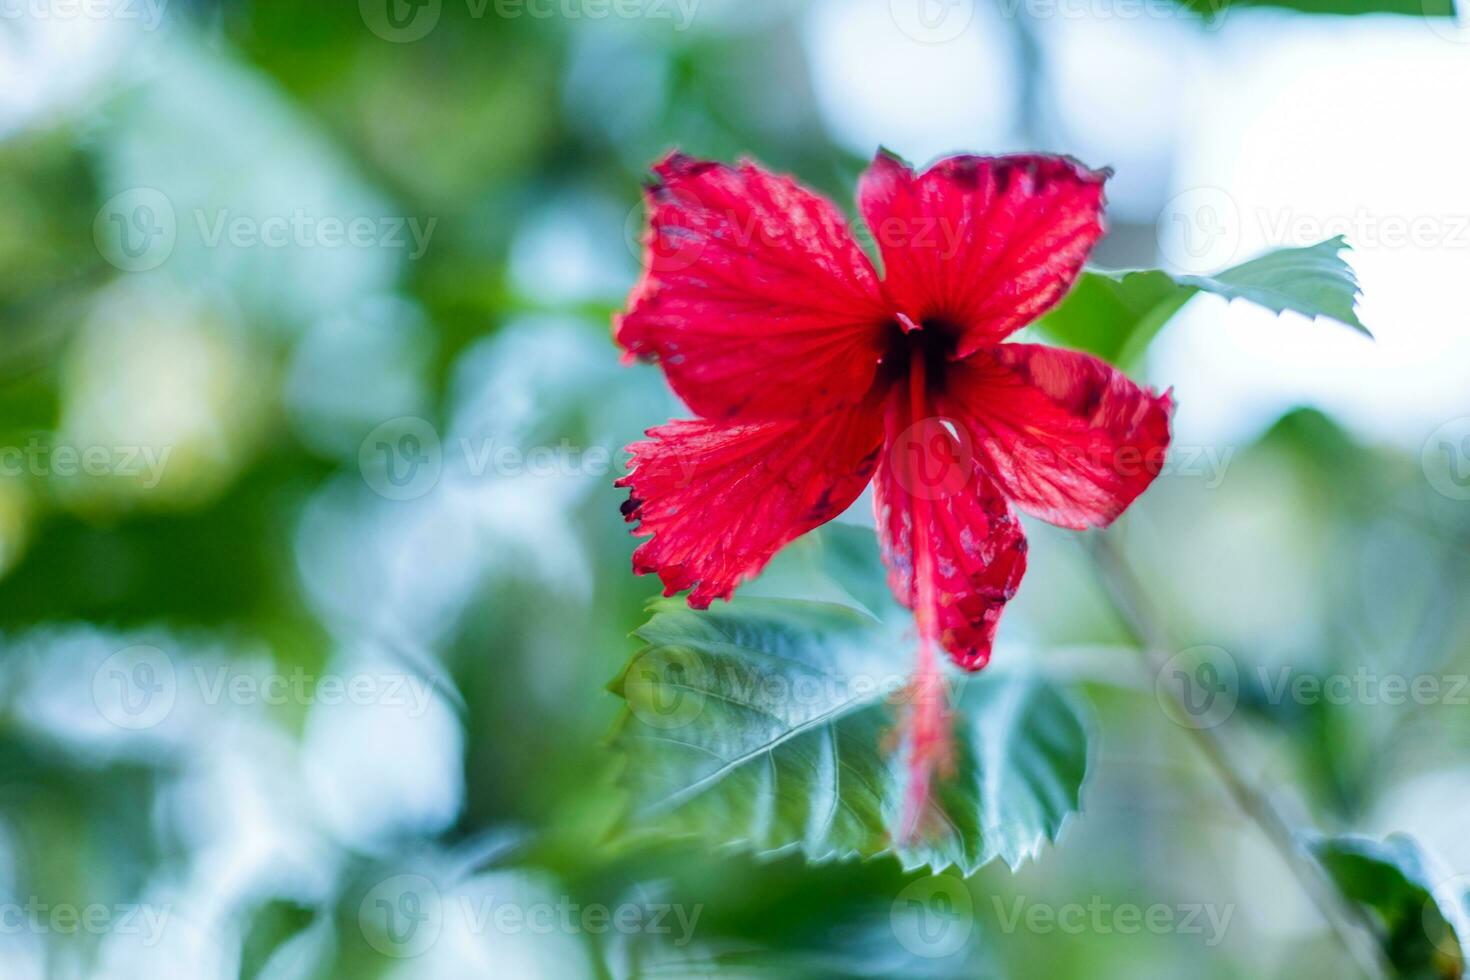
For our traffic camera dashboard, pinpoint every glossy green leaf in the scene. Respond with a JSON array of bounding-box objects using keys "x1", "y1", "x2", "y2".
[
  {"x1": 1177, "y1": 236, "x2": 1368, "y2": 336},
  {"x1": 607, "y1": 567, "x2": 1091, "y2": 875},
  {"x1": 1179, "y1": 0, "x2": 1454, "y2": 16},
  {"x1": 1032, "y1": 269, "x2": 1193, "y2": 367},
  {"x1": 1038, "y1": 237, "x2": 1368, "y2": 367},
  {"x1": 1312, "y1": 833, "x2": 1470, "y2": 979}
]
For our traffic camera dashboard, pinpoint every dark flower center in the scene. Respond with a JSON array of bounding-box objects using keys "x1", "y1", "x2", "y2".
[{"x1": 878, "y1": 318, "x2": 960, "y2": 393}]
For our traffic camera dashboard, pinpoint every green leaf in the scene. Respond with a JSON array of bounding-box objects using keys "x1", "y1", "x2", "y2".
[
  {"x1": 606, "y1": 558, "x2": 1091, "y2": 875},
  {"x1": 1179, "y1": 0, "x2": 1454, "y2": 17},
  {"x1": 1176, "y1": 236, "x2": 1369, "y2": 336},
  {"x1": 1037, "y1": 237, "x2": 1368, "y2": 368},
  {"x1": 1032, "y1": 268, "x2": 1193, "y2": 367},
  {"x1": 1311, "y1": 833, "x2": 1470, "y2": 979},
  {"x1": 736, "y1": 520, "x2": 908, "y2": 623}
]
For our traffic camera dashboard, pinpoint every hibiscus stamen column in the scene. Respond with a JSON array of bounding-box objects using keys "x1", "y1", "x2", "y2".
[{"x1": 900, "y1": 345, "x2": 952, "y2": 843}]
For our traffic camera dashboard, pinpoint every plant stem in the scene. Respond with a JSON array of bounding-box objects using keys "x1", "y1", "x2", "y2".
[{"x1": 1090, "y1": 531, "x2": 1391, "y2": 980}]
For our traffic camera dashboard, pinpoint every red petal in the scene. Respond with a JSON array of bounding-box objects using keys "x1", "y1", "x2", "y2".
[
  {"x1": 940, "y1": 343, "x2": 1174, "y2": 530},
  {"x1": 858, "y1": 152, "x2": 1108, "y2": 358},
  {"x1": 616, "y1": 153, "x2": 893, "y2": 421},
  {"x1": 874, "y1": 381, "x2": 1027, "y2": 671},
  {"x1": 618, "y1": 409, "x2": 883, "y2": 606}
]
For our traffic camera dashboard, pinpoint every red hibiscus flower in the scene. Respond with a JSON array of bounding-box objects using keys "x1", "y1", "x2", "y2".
[{"x1": 614, "y1": 150, "x2": 1172, "y2": 832}]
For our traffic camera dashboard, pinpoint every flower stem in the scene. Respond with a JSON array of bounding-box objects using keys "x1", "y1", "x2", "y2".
[{"x1": 1090, "y1": 531, "x2": 1390, "y2": 980}]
